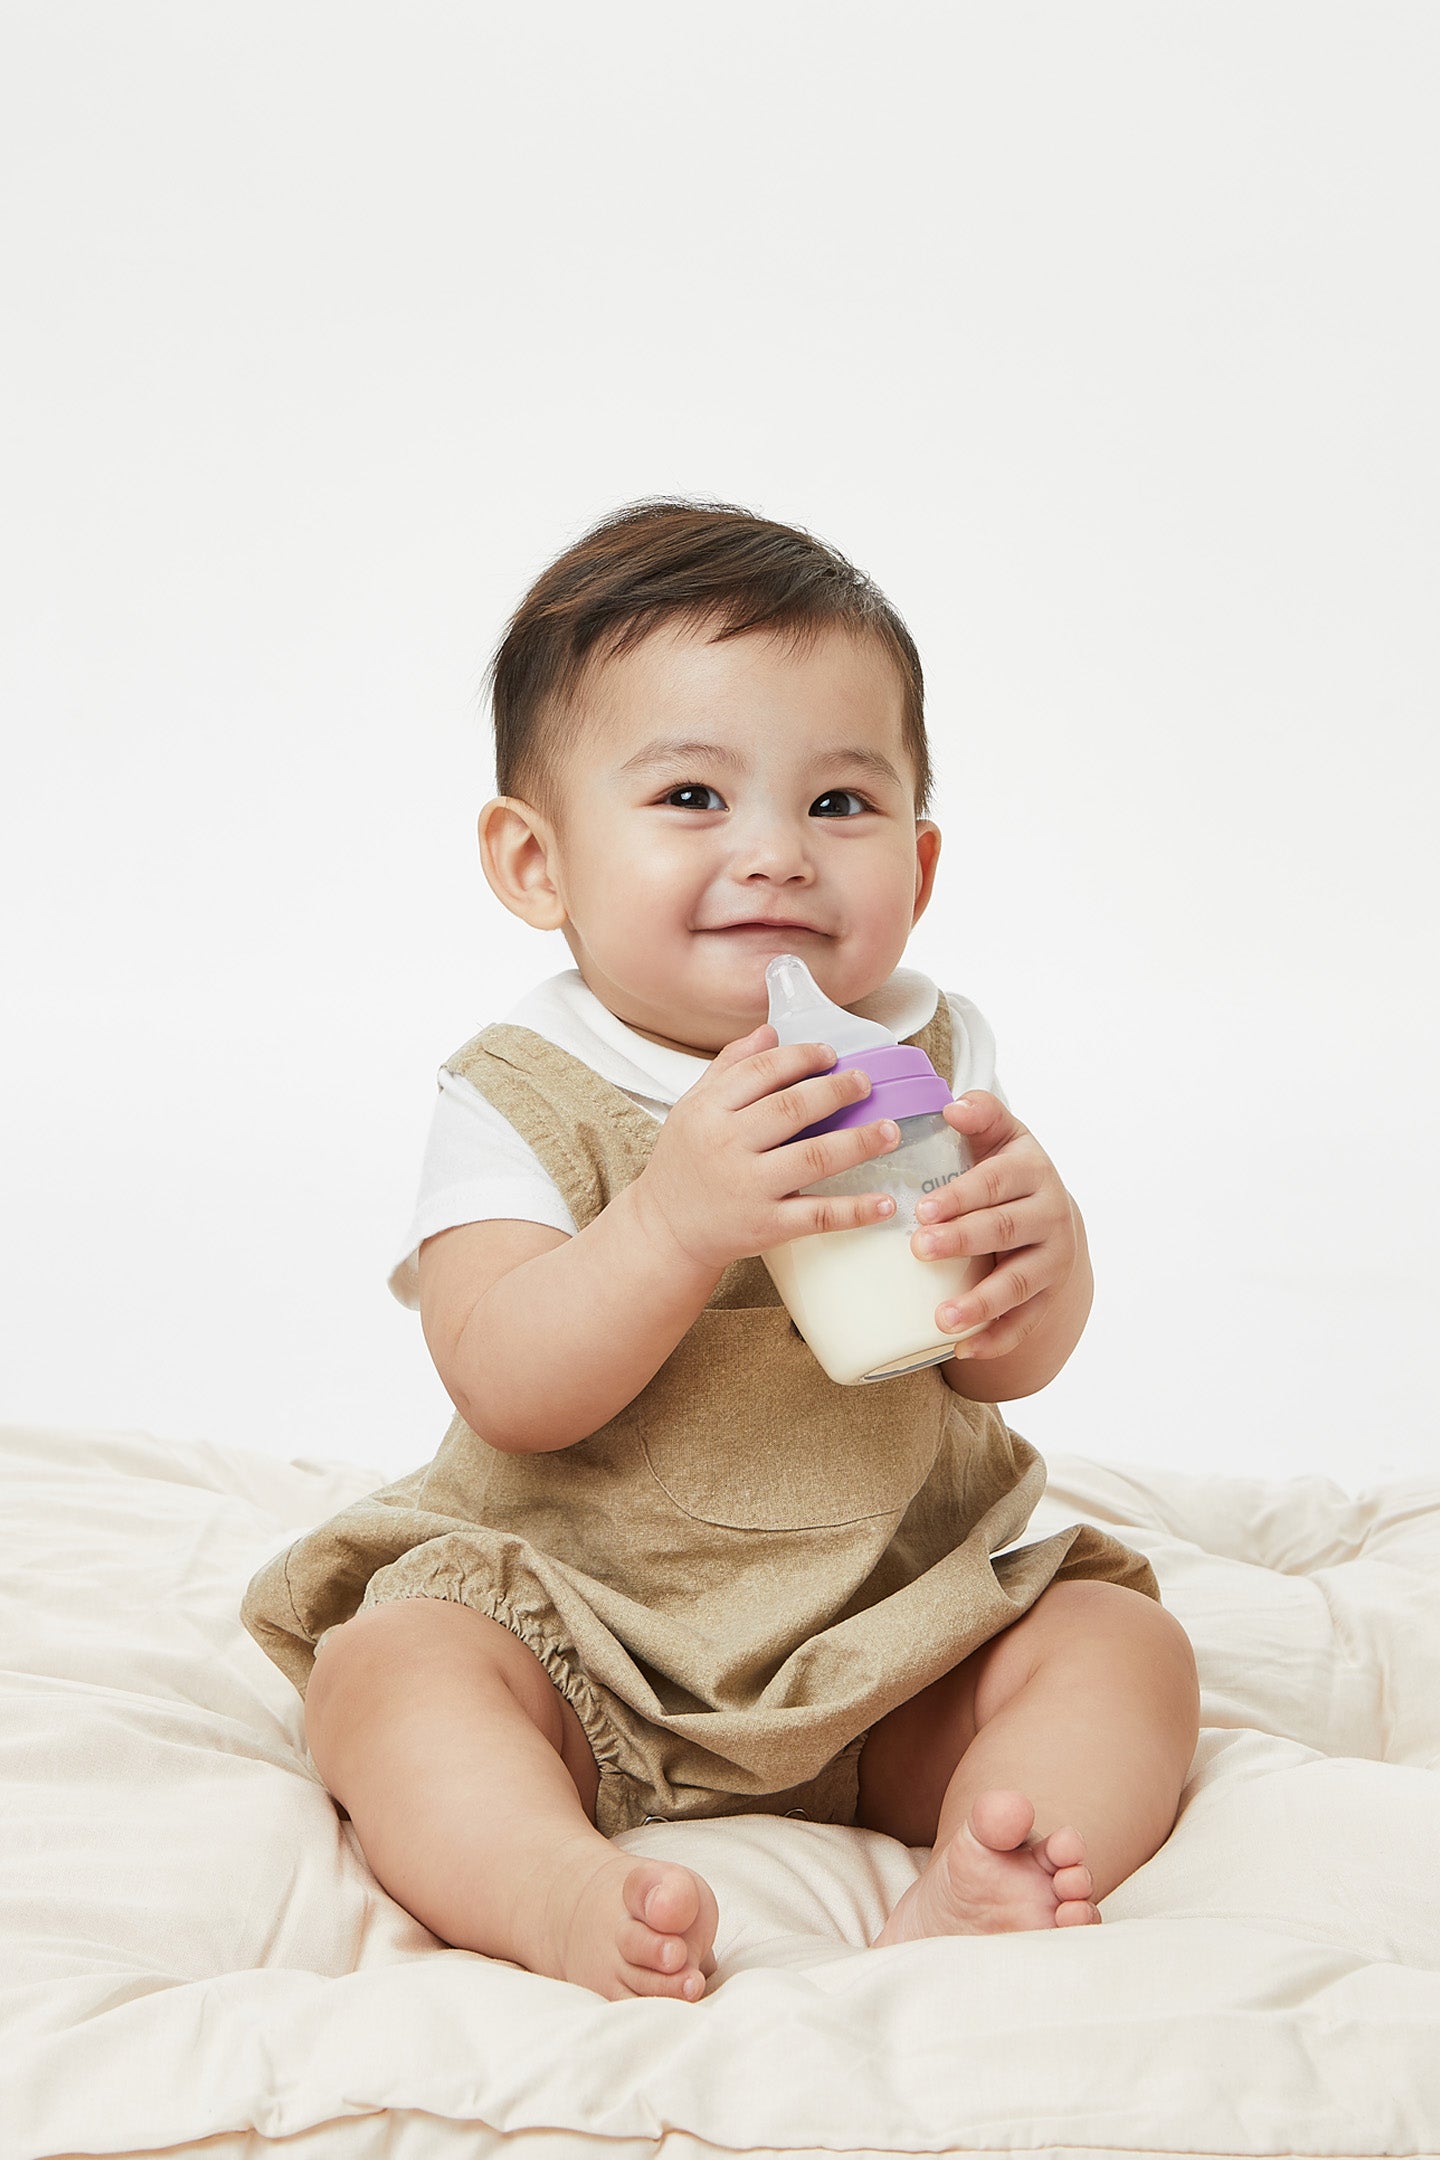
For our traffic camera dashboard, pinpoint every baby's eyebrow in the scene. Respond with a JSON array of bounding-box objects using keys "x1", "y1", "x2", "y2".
[{"x1": 618, "y1": 737, "x2": 905, "y2": 790}]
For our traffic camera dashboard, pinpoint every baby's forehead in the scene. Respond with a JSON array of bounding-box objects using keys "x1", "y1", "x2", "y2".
[
  {"x1": 532, "y1": 612, "x2": 920, "y2": 813},
  {"x1": 571, "y1": 615, "x2": 908, "y2": 733}
]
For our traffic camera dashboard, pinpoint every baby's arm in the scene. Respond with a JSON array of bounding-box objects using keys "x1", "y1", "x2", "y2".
[
  {"x1": 421, "y1": 1024, "x2": 903, "y2": 1453},
  {"x1": 419, "y1": 1204, "x2": 715, "y2": 1453}
]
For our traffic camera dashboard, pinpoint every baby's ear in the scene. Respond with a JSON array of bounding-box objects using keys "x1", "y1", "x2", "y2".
[
  {"x1": 912, "y1": 818, "x2": 942, "y2": 925},
  {"x1": 477, "y1": 797, "x2": 567, "y2": 931}
]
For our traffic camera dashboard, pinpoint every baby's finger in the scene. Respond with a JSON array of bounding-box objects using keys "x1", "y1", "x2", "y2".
[
  {"x1": 912, "y1": 1193, "x2": 1051, "y2": 1262},
  {"x1": 708, "y1": 1023, "x2": 778, "y2": 1073},
  {"x1": 788, "y1": 1179, "x2": 901, "y2": 1237},
  {"x1": 943, "y1": 1093, "x2": 1025, "y2": 1157},
  {"x1": 719, "y1": 1038, "x2": 845, "y2": 1112},
  {"x1": 936, "y1": 1254, "x2": 1046, "y2": 1342},
  {"x1": 771, "y1": 1111, "x2": 902, "y2": 1198},
  {"x1": 942, "y1": 1285, "x2": 1054, "y2": 1362},
  {"x1": 915, "y1": 1150, "x2": 1034, "y2": 1229}
]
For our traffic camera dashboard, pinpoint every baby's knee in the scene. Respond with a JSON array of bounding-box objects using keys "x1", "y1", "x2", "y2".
[
  {"x1": 304, "y1": 1596, "x2": 507, "y2": 1748},
  {"x1": 1035, "y1": 1579, "x2": 1197, "y2": 1697},
  {"x1": 1033, "y1": 1585, "x2": 1201, "y2": 1792},
  {"x1": 1079, "y1": 1581, "x2": 1200, "y2": 1741}
]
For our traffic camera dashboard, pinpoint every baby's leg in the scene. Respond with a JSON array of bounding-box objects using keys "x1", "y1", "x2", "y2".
[
  {"x1": 304, "y1": 1596, "x2": 717, "y2": 2000},
  {"x1": 858, "y1": 1579, "x2": 1199, "y2": 1944}
]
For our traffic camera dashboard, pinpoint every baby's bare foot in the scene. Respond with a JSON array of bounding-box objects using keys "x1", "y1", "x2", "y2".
[
  {"x1": 537, "y1": 1839, "x2": 719, "y2": 2001},
  {"x1": 871, "y1": 1789, "x2": 1100, "y2": 1946}
]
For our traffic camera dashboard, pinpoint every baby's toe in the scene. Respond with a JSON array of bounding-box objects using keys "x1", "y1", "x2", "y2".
[
  {"x1": 967, "y1": 1789, "x2": 1036, "y2": 1851},
  {"x1": 1051, "y1": 1861, "x2": 1093, "y2": 1903},
  {"x1": 628, "y1": 1863, "x2": 701, "y2": 1937},
  {"x1": 1037, "y1": 1824, "x2": 1087, "y2": 1872},
  {"x1": 621, "y1": 1862, "x2": 716, "y2": 1996},
  {"x1": 620, "y1": 1954, "x2": 705, "y2": 1999},
  {"x1": 1054, "y1": 1898, "x2": 1101, "y2": 1927},
  {"x1": 618, "y1": 1916, "x2": 686, "y2": 1973}
]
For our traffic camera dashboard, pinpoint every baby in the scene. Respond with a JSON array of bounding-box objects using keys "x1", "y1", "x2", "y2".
[{"x1": 242, "y1": 498, "x2": 1200, "y2": 2004}]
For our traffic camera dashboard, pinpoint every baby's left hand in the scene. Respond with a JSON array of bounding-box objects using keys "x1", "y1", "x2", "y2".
[{"x1": 912, "y1": 1092, "x2": 1080, "y2": 1359}]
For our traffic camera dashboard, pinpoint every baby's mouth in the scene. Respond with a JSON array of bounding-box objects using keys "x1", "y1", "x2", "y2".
[{"x1": 705, "y1": 921, "x2": 826, "y2": 936}]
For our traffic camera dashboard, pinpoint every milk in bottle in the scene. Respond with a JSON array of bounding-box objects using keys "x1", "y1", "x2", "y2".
[{"x1": 760, "y1": 955, "x2": 991, "y2": 1385}]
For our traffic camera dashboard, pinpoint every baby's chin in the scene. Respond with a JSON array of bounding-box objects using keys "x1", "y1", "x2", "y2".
[
  {"x1": 628, "y1": 986, "x2": 780, "y2": 1058},
  {"x1": 565, "y1": 955, "x2": 737, "y2": 1057},
  {"x1": 623, "y1": 1008, "x2": 758, "y2": 1058},
  {"x1": 590, "y1": 946, "x2": 888, "y2": 1058}
]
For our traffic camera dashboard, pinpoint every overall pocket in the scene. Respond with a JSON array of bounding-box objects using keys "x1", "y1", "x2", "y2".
[{"x1": 637, "y1": 1306, "x2": 948, "y2": 1532}]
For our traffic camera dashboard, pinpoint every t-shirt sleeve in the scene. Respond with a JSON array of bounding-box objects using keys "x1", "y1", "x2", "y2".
[
  {"x1": 386, "y1": 1067, "x2": 579, "y2": 1310},
  {"x1": 944, "y1": 990, "x2": 1010, "y2": 1108}
]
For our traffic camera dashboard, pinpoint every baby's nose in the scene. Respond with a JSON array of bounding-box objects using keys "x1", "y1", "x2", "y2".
[{"x1": 732, "y1": 815, "x2": 815, "y2": 881}]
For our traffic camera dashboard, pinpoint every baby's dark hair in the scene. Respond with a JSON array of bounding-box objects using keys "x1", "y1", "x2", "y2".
[{"x1": 483, "y1": 498, "x2": 932, "y2": 815}]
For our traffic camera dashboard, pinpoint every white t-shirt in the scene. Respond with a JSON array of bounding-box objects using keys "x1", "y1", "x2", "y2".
[{"x1": 388, "y1": 966, "x2": 1007, "y2": 1309}]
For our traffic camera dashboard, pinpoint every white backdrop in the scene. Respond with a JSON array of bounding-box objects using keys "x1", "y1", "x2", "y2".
[{"x1": 4, "y1": 2, "x2": 1436, "y2": 1489}]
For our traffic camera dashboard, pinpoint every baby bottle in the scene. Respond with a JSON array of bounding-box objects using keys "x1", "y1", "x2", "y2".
[{"x1": 760, "y1": 954, "x2": 990, "y2": 1385}]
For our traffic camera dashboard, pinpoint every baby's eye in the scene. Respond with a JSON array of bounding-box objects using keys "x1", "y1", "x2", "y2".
[
  {"x1": 663, "y1": 783, "x2": 726, "y2": 810},
  {"x1": 810, "y1": 789, "x2": 870, "y2": 818}
]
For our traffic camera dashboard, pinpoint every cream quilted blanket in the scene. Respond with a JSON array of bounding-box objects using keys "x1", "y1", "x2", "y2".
[{"x1": 3, "y1": 1421, "x2": 1438, "y2": 2160}]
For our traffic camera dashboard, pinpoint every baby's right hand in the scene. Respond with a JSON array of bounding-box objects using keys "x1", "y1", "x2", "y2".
[{"x1": 632, "y1": 1024, "x2": 902, "y2": 1274}]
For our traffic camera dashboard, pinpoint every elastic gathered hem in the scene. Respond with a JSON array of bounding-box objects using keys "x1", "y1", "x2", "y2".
[
  {"x1": 346, "y1": 1580, "x2": 869, "y2": 1838},
  {"x1": 353, "y1": 1579, "x2": 633, "y2": 1797}
]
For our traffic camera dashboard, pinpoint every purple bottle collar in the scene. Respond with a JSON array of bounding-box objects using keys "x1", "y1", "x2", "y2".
[{"x1": 798, "y1": 1045, "x2": 953, "y2": 1141}]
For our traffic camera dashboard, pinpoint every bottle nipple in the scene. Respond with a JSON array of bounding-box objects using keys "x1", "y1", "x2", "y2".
[
  {"x1": 765, "y1": 951, "x2": 950, "y2": 1141},
  {"x1": 764, "y1": 953, "x2": 898, "y2": 1057}
]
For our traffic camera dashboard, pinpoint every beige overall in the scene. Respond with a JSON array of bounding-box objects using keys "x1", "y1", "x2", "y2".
[{"x1": 242, "y1": 1000, "x2": 1160, "y2": 1837}]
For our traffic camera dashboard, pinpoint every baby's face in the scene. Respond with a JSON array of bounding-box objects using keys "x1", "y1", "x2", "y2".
[{"x1": 534, "y1": 618, "x2": 940, "y2": 1056}]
